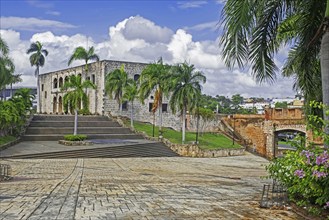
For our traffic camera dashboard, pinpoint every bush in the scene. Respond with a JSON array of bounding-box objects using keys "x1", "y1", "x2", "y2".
[
  {"x1": 64, "y1": 134, "x2": 87, "y2": 141},
  {"x1": 78, "y1": 108, "x2": 91, "y2": 115},
  {"x1": 266, "y1": 102, "x2": 329, "y2": 217}
]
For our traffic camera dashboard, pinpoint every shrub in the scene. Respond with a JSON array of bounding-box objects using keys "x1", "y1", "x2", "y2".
[
  {"x1": 266, "y1": 102, "x2": 329, "y2": 217},
  {"x1": 64, "y1": 134, "x2": 87, "y2": 141}
]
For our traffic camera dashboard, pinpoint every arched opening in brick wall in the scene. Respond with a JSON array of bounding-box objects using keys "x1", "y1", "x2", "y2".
[{"x1": 274, "y1": 129, "x2": 306, "y2": 157}]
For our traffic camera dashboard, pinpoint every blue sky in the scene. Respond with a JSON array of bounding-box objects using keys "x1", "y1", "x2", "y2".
[{"x1": 0, "y1": 0, "x2": 295, "y2": 98}]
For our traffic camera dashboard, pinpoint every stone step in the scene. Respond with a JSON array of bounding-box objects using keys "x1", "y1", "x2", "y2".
[
  {"x1": 32, "y1": 115, "x2": 111, "y2": 122},
  {"x1": 0, "y1": 143, "x2": 178, "y2": 159},
  {"x1": 20, "y1": 134, "x2": 143, "y2": 141},
  {"x1": 29, "y1": 121, "x2": 121, "y2": 127},
  {"x1": 25, "y1": 127, "x2": 132, "y2": 135}
]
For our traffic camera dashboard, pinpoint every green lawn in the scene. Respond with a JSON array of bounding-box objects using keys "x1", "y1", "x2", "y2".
[
  {"x1": 0, "y1": 136, "x2": 16, "y2": 147},
  {"x1": 126, "y1": 120, "x2": 241, "y2": 150}
]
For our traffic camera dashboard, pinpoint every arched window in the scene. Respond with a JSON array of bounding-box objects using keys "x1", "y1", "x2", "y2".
[
  {"x1": 134, "y1": 74, "x2": 140, "y2": 81},
  {"x1": 59, "y1": 77, "x2": 63, "y2": 88},
  {"x1": 53, "y1": 78, "x2": 58, "y2": 89},
  {"x1": 65, "y1": 76, "x2": 69, "y2": 83}
]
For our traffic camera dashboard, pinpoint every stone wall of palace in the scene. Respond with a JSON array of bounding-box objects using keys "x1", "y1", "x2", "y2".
[{"x1": 39, "y1": 60, "x2": 182, "y2": 130}]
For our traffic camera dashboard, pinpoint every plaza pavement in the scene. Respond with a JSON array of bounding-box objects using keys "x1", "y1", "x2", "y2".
[{"x1": 0, "y1": 142, "x2": 300, "y2": 219}]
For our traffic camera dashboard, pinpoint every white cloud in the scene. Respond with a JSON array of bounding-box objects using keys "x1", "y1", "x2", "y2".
[
  {"x1": 122, "y1": 16, "x2": 173, "y2": 44},
  {"x1": 0, "y1": 16, "x2": 77, "y2": 31},
  {"x1": 46, "y1": 11, "x2": 61, "y2": 16},
  {"x1": 0, "y1": 16, "x2": 295, "y2": 98},
  {"x1": 177, "y1": 1, "x2": 208, "y2": 9},
  {"x1": 185, "y1": 21, "x2": 218, "y2": 31},
  {"x1": 27, "y1": 0, "x2": 54, "y2": 9}
]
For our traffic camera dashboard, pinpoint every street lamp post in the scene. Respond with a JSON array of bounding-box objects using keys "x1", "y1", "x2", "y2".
[
  {"x1": 196, "y1": 104, "x2": 199, "y2": 144},
  {"x1": 233, "y1": 115, "x2": 235, "y2": 145}
]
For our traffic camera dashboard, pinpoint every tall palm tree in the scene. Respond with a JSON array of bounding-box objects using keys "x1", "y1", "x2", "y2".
[
  {"x1": 68, "y1": 46, "x2": 100, "y2": 72},
  {"x1": 220, "y1": 0, "x2": 329, "y2": 139},
  {"x1": 62, "y1": 75, "x2": 96, "y2": 135},
  {"x1": 169, "y1": 62, "x2": 206, "y2": 143},
  {"x1": 105, "y1": 65, "x2": 133, "y2": 113},
  {"x1": 0, "y1": 37, "x2": 15, "y2": 97},
  {"x1": 139, "y1": 58, "x2": 171, "y2": 134},
  {"x1": 123, "y1": 81, "x2": 138, "y2": 128},
  {"x1": 27, "y1": 41, "x2": 48, "y2": 113}
]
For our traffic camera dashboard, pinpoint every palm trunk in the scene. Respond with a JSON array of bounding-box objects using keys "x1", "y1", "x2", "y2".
[
  {"x1": 74, "y1": 109, "x2": 78, "y2": 135},
  {"x1": 130, "y1": 101, "x2": 134, "y2": 128},
  {"x1": 37, "y1": 67, "x2": 41, "y2": 113},
  {"x1": 158, "y1": 97, "x2": 163, "y2": 134},
  {"x1": 321, "y1": 26, "x2": 329, "y2": 148},
  {"x1": 182, "y1": 105, "x2": 186, "y2": 144}
]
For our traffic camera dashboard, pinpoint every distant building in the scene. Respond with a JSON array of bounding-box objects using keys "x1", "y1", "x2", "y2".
[{"x1": 240, "y1": 102, "x2": 269, "y2": 114}]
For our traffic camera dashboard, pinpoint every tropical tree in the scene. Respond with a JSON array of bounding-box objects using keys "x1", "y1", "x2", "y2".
[
  {"x1": 27, "y1": 41, "x2": 48, "y2": 113},
  {"x1": 105, "y1": 65, "x2": 133, "y2": 113},
  {"x1": 8, "y1": 74, "x2": 22, "y2": 98},
  {"x1": 123, "y1": 81, "x2": 138, "y2": 128},
  {"x1": 68, "y1": 46, "x2": 99, "y2": 72},
  {"x1": 220, "y1": 0, "x2": 329, "y2": 139},
  {"x1": 61, "y1": 75, "x2": 96, "y2": 135},
  {"x1": 169, "y1": 62, "x2": 206, "y2": 143},
  {"x1": 0, "y1": 37, "x2": 15, "y2": 96},
  {"x1": 13, "y1": 88, "x2": 35, "y2": 111},
  {"x1": 139, "y1": 58, "x2": 171, "y2": 135}
]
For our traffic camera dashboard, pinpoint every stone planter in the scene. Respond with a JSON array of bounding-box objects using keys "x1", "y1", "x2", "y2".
[{"x1": 58, "y1": 140, "x2": 93, "y2": 146}]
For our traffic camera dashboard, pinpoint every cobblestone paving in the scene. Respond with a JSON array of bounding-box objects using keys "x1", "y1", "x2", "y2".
[{"x1": 0, "y1": 154, "x2": 300, "y2": 219}]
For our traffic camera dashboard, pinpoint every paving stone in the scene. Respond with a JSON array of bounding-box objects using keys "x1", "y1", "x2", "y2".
[{"x1": 0, "y1": 154, "x2": 300, "y2": 219}]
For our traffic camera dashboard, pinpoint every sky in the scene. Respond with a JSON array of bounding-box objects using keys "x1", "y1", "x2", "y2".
[{"x1": 0, "y1": 0, "x2": 295, "y2": 99}]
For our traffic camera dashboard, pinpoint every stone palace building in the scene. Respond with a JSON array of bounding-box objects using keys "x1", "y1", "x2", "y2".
[{"x1": 39, "y1": 60, "x2": 181, "y2": 130}]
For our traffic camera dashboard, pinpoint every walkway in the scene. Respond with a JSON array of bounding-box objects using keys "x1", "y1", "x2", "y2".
[{"x1": 0, "y1": 154, "x2": 299, "y2": 219}]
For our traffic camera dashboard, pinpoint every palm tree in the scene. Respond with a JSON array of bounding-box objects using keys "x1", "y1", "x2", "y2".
[
  {"x1": 61, "y1": 75, "x2": 96, "y2": 135},
  {"x1": 0, "y1": 37, "x2": 15, "y2": 97},
  {"x1": 8, "y1": 74, "x2": 22, "y2": 98},
  {"x1": 169, "y1": 62, "x2": 206, "y2": 143},
  {"x1": 105, "y1": 65, "x2": 133, "y2": 113},
  {"x1": 123, "y1": 81, "x2": 138, "y2": 128},
  {"x1": 68, "y1": 46, "x2": 100, "y2": 72},
  {"x1": 139, "y1": 58, "x2": 171, "y2": 135},
  {"x1": 220, "y1": 0, "x2": 329, "y2": 139},
  {"x1": 27, "y1": 41, "x2": 48, "y2": 113},
  {"x1": 13, "y1": 88, "x2": 35, "y2": 111}
]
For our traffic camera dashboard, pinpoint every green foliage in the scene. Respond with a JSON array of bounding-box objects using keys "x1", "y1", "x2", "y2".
[
  {"x1": 275, "y1": 101, "x2": 288, "y2": 109},
  {"x1": 105, "y1": 65, "x2": 133, "y2": 110},
  {"x1": 64, "y1": 134, "x2": 87, "y2": 141},
  {"x1": 62, "y1": 75, "x2": 96, "y2": 112},
  {"x1": 220, "y1": 0, "x2": 325, "y2": 115},
  {"x1": 78, "y1": 108, "x2": 91, "y2": 115},
  {"x1": 0, "y1": 36, "x2": 16, "y2": 91},
  {"x1": 68, "y1": 46, "x2": 99, "y2": 72},
  {"x1": 0, "y1": 91, "x2": 33, "y2": 137},
  {"x1": 266, "y1": 102, "x2": 329, "y2": 216},
  {"x1": 0, "y1": 136, "x2": 16, "y2": 146}
]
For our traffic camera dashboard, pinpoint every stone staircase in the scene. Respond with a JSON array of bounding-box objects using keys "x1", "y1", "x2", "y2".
[
  {"x1": 0, "y1": 142, "x2": 178, "y2": 159},
  {"x1": 22, "y1": 115, "x2": 143, "y2": 141}
]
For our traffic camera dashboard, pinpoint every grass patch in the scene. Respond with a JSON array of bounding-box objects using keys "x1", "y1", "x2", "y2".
[
  {"x1": 126, "y1": 120, "x2": 241, "y2": 150},
  {"x1": 0, "y1": 136, "x2": 16, "y2": 147}
]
